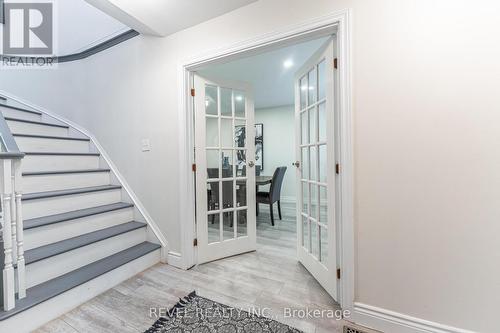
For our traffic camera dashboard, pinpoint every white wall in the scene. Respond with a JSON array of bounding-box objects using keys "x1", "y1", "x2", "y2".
[
  {"x1": 255, "y1": 105, "x2": 295, "y2": 202},
  {"x1": 1, "y1": 1, "x2": 500, "y2": 332},
  {"x1": 0, "y1": 63, "x2": 88, "y2": 125}
]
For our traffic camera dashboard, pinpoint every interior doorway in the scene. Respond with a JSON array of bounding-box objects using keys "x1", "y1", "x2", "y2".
[
  {"x1": 178, "y1": 11, "x2": 353, "y2": 312},
  {"x1": 191, "y1": 33, "x2": 340, "y2": 302}
]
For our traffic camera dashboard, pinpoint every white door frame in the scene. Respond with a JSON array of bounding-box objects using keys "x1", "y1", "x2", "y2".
[{"x1": 177, "y1": 9, "x2": 353, "y2": 311}]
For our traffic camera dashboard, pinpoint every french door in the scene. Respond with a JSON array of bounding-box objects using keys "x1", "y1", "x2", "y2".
[
  {"x1": 194, "y1": 75, "x2": 257, "y2": 264},
  {"x1": 295, "y1": 39, "x2": 338, "y2": 299}
]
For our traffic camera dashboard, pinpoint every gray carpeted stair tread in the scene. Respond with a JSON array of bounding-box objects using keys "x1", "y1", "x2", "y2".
[
  {"x1": 22, "y1": 185, "x2": 122, "y2": 201},
  {"x1": 4, "y1": 117, "x2": 69, "y2": 128},
  {"x1": 0, "y1": 104, "x2": 42, "y2": 115},
  {"x1": 24, "y1": 202, "x2": 134, "y2": 230},
  {"x1": 23, "y1": 169, "x2": 111, "y2": 176},
  {"x1": 0, "y1": 242, "x2": 161, "y2": 321},
  {"x1": 25, "y1": 221, "x2": 146, "y2": 264},
  {"x1": 24, "y1": 151, "x2": 100, "y2": 156},
  {"x1": 12, "y1": 133, "x2": 90, "y2": 141}
]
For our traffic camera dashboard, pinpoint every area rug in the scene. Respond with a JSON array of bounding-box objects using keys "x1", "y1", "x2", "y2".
[{"x1": 145, "y1": 291, "x2": 303, "y2": 333}]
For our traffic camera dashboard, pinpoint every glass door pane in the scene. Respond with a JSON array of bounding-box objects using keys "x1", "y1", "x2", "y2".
[
  {"x1": 204, "y1": 83, "x2": 249, "y2": 243},
  {"x1": 298, "y1": 56, "x2": 330, "y2": 260},
  {"x1": 195, "y1": 74, "x2": 256, "y2": 265}
]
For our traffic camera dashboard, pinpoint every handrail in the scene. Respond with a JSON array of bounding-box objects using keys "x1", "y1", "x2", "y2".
[
  {"x1": 0, "y1": 29, "x2": 139, "y2": 64},
  {"x1": 0, "y1": 100, "x2": 24, "y2": 159}
]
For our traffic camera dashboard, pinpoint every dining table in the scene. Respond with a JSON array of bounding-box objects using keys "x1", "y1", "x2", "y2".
[
  {"x1": 236, "y1": 175, "x2": 272, "y2": 186},
  {"x1": 255, "y1": 175, "x2": 272, "y2": 186}
]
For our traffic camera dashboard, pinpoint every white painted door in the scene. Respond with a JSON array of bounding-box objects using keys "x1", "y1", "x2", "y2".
[
  {"x1": 194, "y1": 75, "x2": 257, "y2": 264},
  {"x1": 295, "y1": 39, "x2": 338, "y2": 299}
]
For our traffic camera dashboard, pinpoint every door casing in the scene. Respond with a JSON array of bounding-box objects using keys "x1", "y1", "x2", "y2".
[{"x1": 177, "y1": 9, "x2": 353, "y2": 311}]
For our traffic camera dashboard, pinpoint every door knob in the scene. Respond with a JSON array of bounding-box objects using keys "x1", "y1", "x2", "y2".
[
  {"x1": 292, "y1": 161, "x2": 300, "y2": 168},
  {"x1": 248, "y1": 161, "x2": 255, "y2": 168}
]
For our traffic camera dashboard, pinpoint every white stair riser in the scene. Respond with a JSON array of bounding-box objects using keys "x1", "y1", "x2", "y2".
[
  {"x1": 22, "y1": 155, "x2": 100, "y2": 172},
  {"x1": 1, "y1": 107, "x2": 41, "y2": 122},
  {"x1": 23, "y1": 172, "x2": 111, "y2": 193},
  {"x1": 25, "y1": 228, "x2": 147, "y2": 288},
  {"x1": 15, "y1": 137, "x2": 90, "y2": 153},
  {"x1": 23, "y1": 189, "x2": 122, "y2": 219},
  {"x1": 5, "y1": 250, "x2": 161, "y2": 333},
  {"x1": 24, "y1": 208, "x2": 134, "y2": 250},
  {"x1": 7, "y1": 120, "x2": 68, "y2": 137}
]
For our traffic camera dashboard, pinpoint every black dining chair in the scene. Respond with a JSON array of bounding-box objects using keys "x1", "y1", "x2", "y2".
[
  {"x1": 256, "y1": 166, "x2": 287, "y2": 226},
  {"x1": 208, "y1": 168, "x2": 238, "y2": 227}
]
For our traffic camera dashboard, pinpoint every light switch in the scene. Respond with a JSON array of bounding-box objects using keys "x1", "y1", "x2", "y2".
[{"x1": 141, "y1": 139, "x2": 151, "y2": 152}]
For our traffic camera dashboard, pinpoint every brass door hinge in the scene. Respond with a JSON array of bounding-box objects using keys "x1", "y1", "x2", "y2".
[
  {"x1": 336, "y1": 163, "x2": 341, "y2": 174},
  {"x1": 334, "y1": 58, "x2": 338, "y2": 69},
  {"x1": 192, "y1": 163, "x2": 197, "y2": 172},
  {"x1": 337, "y1": 268, "x2": 341, "y2": 280},
  {"x1": 191, "y1": 88, "x2": 196, "y2": 97},
  {"x1": 193, "y1": 238, "x2": 198, "y2": 246}
]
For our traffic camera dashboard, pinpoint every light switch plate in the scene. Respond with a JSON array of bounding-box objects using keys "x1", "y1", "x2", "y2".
[{"x1": 141, "y1": 139, "x2": 151, "y2": 152}]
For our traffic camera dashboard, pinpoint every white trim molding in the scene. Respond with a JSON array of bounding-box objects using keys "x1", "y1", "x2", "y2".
[
  {"x1": 352, "y1": 303, "x2": 478, "y2": 333},
  {"x1": 0, "y1": 90, "x2": 169, "y2": 256},
  {"x1": 166, "y1": 251, "x2": 184, "y2": 269},
  {"x1": 335, "y1": 8, "x2": 355, "y2": 312}
]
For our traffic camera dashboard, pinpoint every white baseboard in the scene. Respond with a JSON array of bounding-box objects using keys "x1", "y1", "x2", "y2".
[
  {"x1": 352, "y1": 303, "x2": 477, "y2": 333},
  {"x1": 167, "y1": 251, "x2": 186, "y2": 269}
]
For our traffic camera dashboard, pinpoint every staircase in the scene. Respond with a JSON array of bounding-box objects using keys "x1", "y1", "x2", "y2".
[{"x1": 0, "y1": 101, "x2": 163, "y2": 332}]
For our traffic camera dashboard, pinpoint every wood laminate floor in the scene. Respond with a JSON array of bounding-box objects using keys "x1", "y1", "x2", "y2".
[{"x1": 34, "y1": 203, "x2": 348, "y2": 333}]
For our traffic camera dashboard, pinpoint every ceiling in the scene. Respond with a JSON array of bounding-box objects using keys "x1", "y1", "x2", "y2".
[
  {"x1": 57, "y1": 0, "x2": 129, "y2": 55},
  {"x1": 198, "y1": 37, "x2": 328, "y2": 109},
  {"x1": 13, "y1": 0, "x2": 257, "y2": 55},
  {"x1": 85, "y1": 0, "x2": 258, "y2": 36}
]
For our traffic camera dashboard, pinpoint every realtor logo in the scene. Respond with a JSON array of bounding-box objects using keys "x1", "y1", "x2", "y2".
[{"x1": 2, "y1": 2, "x2": 53, "y2": 55}]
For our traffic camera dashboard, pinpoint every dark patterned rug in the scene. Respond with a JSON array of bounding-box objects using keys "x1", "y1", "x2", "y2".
[{"x1": 144, "y1": 291, "x2": 303, "y2": 333}]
